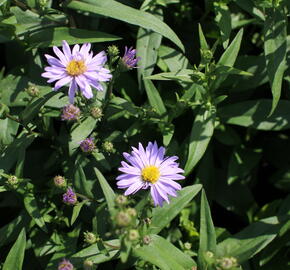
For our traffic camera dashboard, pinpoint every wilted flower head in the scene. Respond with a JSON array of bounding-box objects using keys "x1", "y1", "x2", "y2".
[
  {"x1": 80, "y1": 137, "x2": 96, "y2": 153},
  {"x1": 61, "y1": 104, "x2": 81, "y2": 121},
  {"x1": 83, "y1": 231, "x2": 98, "y2": 245},
  {"x1": 42, "y1": 40, "x2": 112, "y2": 103},
  {"x1": 121, "y1": 46, "x2": 141, "y2": 70},
  {"x1": 58, "y1": 258, "x2": 74, "y2": 270},
  {"x1": 117, "y1": 141, "x2": 185, "y2": 207},
  {"x1": 90, "y1": 106, "x2": 103, "y2": 120},
  {"x1": 63, "y1": 187, "x2": 77, "y2": 205}
]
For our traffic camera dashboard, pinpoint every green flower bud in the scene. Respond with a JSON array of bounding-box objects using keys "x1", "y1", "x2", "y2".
[
  {"x1": 25, "y1": 84, "x2": 40, "y2": 97},
  {"x1": 126, "y1": 207, "x2": 137, "y2": 217},
  {"x1": 128, "y1": 229, "x2": 139, "y2": 241},
  {"x1": 218, "y1": 257, "x2": 238, "y2": 269},
  {"x1": 53, "y1": 175, "x2": 66, "y2": 188},
  {"x1": 143, "y1": 235, "x2": 151, "y2": 245},
  {"x1": 116, "y1": 211, "x2": 132, "y2": 227},
  {"x1": 6, "y1": 175, "x2": 19, "y2": 188},
  {"x1": 83, "y1": 259, "x2": 94, "y2": 270},
  {"x1": 102, "y1": 141, "x2": 115, "y2": 153},
  {"x1": 184, "y1": 242, "x2": 192, "y2": 250},
  {"x1": 115, "y1": 195, "x2": 128, "y2": 206},
  {"x1": 107, "y1": 45, "x2": 120, "y2": 57},
  {"x1": 90, "y1": 107, "x2": 103, "y2": 120},
  {"x1": 84, "y1": 231, "x2": 98, "y2": 245}
]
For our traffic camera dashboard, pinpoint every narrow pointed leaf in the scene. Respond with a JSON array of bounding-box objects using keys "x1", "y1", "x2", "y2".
[
  {"x1": 3, "y1": 228, "x2": 26, "y2": 270},
  {"x1": 67, "y1": 0, "x2": 184, "y2": 52}
]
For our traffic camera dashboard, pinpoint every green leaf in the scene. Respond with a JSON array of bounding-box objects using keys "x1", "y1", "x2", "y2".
[
  {"x1": 27, "y1": 27, "x2": 121, "y2": 48},
  {"x1": 198, "y1": 24, "x2": 209, "y2": 50},
  {"x1": 144, "y1": 79, "x2": 167, "y2": 119},
  {"x1": 71, "y1": 200, "x2": 88, "y2": 226},
  {"x1": 211, "y1": 28, "x2": 243, "y2": 90},
  {"x1": 199, "y1": 190, "x2": 217, "y2": 252},
  {"x1": 69, "y1": 116, "x2": 97, "y2": 155},
  {"x1": 214, "y1": 65, "x2": 253, "y2": 77},
  {"x1": 219, "y1": 99, "x2": 290, "y2": 131},
  {"x1": 71, "y1": 239, "x2": 120, "y2": 266},
  {"x1": 23, "y1": 185, "x2": 47, "y2": 232},
  {"x1": 94, "y1": 167, "x2": 116, "y2": 215},
  {"x1": 233, "y1": 0, "x2": 265, "y2": 21},
  {"x1": 0, "y1": 212, "x2": 30, "y2": 248},
  {"x1": 20, "y1": 91, "x2": 58, "y2": 125},
  {"x1": 148, "y1": 184, "x2": 202, "y2": 234},
  {"x1": 0, "y1": 118, "x2": 19, "y2": 146},
  {"x1": 158, "y1": 45, "x2": 191, "y2": 72},
  {"x1": 146, "y1": 69, "x2": 193, "y2": 83},
  {"x1": 184, "y1": 107, "x2": 216, "y2": 176},
  {"x1": 67, "y1": 0, "x2": 184, "y2": 52},
  {"x1": 217, "y1": 216, "x2": 288, "y2": 263},
  {"x1": 214, "y1": 2, "x2": 232, "y2": 48},
  {"x1": 134, "y1": 234, "x2": 196, "y2": 270},
  {"x1": 198, "y1": 190, "x2": 216, "y2": 269},
  {"x1": 137, "y1": 7, "x2": 163, "y2": 87},
  {"x1": 3, "y1": 228, "x2": 26, "y2": 270},
  {"x1": 264, "y1": 7, "x2": 287, "y2": 114}
]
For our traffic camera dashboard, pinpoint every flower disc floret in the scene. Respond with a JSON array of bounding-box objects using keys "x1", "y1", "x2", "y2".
[
  {"x1": 117, "y1": 141, "x2": 185, "y2": 207},
  {"x1": 42, "y1": 40, "x2": 112, "y2": 103}
]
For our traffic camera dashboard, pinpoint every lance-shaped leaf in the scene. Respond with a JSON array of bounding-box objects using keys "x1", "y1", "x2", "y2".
[
  {"x1": 27, "y1": 26, "x2": 121, "y2": 48},
  {"x1": 211, "y1": 28, "x2": 243, "y2": 90},
  {"x1": 264, "y1": 6, "x2": 287, "y2": 115},
  {"x1": 3, "y1": 228, "x2": 26, "y2": 270},
  {"x1": 134, "y1": 235, "x2": 196, "y2": 270},
  {"x1": 218, "y1": 99, "x2": 290, "y2": 131},
  {"x1": 148, "y1": 184, "x2": 202, "y2": 234},
  {"x1": 67, "y1": 0, "x2": 184, "y2": 52},
  {"x1": 137, "y1": 6, "x2": 163, "y2": 87},
  {"x1": 216, "y1": 215, "x2": 288, "y2": 263},
  {"x1": 184, "y1": 107, "x2": 216, "y2": 176},
  {"x1": 94, "y1": 167, "x2": 116, "y2": 215},
  {"x1": 198, "y1": 190, "x2": 217, "y2": 269}
]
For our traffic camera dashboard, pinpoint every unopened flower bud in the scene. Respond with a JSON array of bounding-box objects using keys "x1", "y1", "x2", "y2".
[
  {"x1": 63, "y1": 187, "x2": 77, "y2": 205},
  {"x1": 218, "y1": 257, "x2": 238, "y2": 269},
  {"x1": 53, "y1": 175, "x2": 66, "y2": 188},
  {"x1": 143, "y1": 235, "x2": 151, "y2": 245},
  {"x1": 107, "y1": 45, "x2": 120, "y2": 57},
  {"x1": 116, "y1": 211, "x2": 131, "y2": 227},
  {"x1": 184, "y1": 242, "x2": 192, "y2": 250},
  {"x1": 25, "y1": 84, "x2": 40, "y2": 97},
  {"x1": 58, "y1": 258, "x2": 74, "y2": 270},
  {"x1": 205, "y1": 251, "x2": 214, "y2": 258},
  {"x1": 80, "y1": 138, "x2": 96, "y2": 153},
  {"x1": 115, "y1": 195, "x2": 128, "y2": 206},
  {"x1": 128, "y1": 229, "x2": 139, "y2": 241},
  {"x1": 6, "y1": 175, "x2": 19, "y2": 187},
  {"x1": 83, "y1": 259, "x2": 94, "y2": 270},
  {"x1": 126, "y1": 208, "x2": 137, "y2": 217},
  {"x1": 200, "y1": 48, "x2": 213, "y2": 62},
  {"x1": 61, "y1": 104, "x2": 81, "y2": 121},
  {"x1": 84, "y1": 231, "x2": 98, "y2": 245},
  {"x1": 90, "y1": 107, "x2": 103, "y2": 120},
  {"x1": 102, "y1": 141, "x2": 114, "y2": 153}
]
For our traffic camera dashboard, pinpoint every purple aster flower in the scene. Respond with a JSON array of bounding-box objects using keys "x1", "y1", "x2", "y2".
[
  {"x1": 80, "y1": 137, "x2": 95, "y2": 153},
  {"x1": 121, "y1": 46, "x2": 141, "y2": 69},
  {"x1": 58, "y1": 258, "x2": 74, "y2": 270},
  {"x1": 63, "y1": 187, "x2": 77, "y2": 205},
  {"x1": 42, "y1": 40, "x2": 112, "y2": 103},
  {"x1": 61, "y1": 104, "x2": 81, "y2": 121},
  {"x1": 117, "y1": 142, "x2": 185, "y2": 207}
]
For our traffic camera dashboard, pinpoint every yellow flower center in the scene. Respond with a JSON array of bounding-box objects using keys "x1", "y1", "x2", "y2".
[
  {"x1": 141, "y1": 166, "x2": 160, "y2": 184},
  {"x1": 66, "y1": 60, "x2": 87, "y2": 76}
]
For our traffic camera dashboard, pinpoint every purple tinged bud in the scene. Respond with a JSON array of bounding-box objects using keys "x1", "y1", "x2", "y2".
[
  {"x1": 80, "y1": 137, "x2": 96, "y2": 153},
  {"x1": 61, "y1": 104, "x2": 81, "y2": 121},
  {"x1": 63, "y1": 187, "x2": 77, "y2": 205},
  {"x1": 58, "y1": 258, "x2": 74, "y2": 270},
  {"x1": 121, "y1": 46, "x2": 141, "y2": 70}
]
